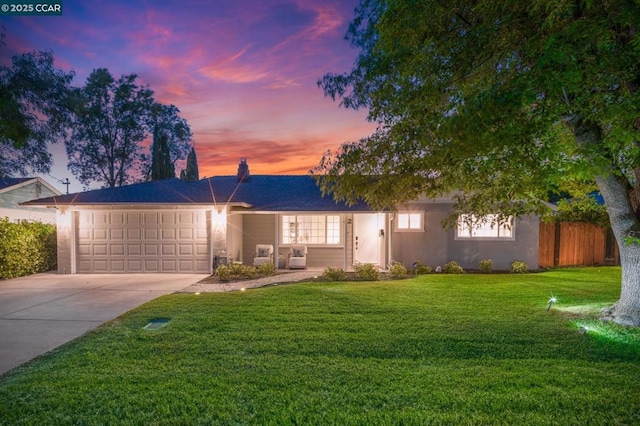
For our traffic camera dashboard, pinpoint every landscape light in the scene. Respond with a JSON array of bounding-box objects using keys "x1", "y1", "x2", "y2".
[
  {"x1": 547, "y1": 296, "x2": 558, "y2": 312},
  {"x1": 579, "y1": 326, "x2": 588, "y2": 334}
]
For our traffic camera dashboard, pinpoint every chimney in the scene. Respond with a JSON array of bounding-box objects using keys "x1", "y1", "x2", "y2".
[{"x1": 237, "y1": 158, "x2": 250, "y2": 182}]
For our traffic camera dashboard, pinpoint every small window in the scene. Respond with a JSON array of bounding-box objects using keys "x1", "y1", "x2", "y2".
[
  {"x1": 456, "y1": 214, "x2": 514, "y2": 239},
  {"x1": 396, "y1": 212, "x2": 424, "y2": 231}
]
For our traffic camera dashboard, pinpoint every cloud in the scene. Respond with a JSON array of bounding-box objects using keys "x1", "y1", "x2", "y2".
[
  {"x1": 198, "y1": 47, "x2": 271, "y2": 84},
  {"x1": 3, "y1": 0, "x2": 371, "y2": 184}
]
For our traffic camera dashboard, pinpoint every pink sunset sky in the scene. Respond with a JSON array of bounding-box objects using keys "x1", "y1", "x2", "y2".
[{"x1": 0, "y1": 0, "x2": 374, "y2": 192}]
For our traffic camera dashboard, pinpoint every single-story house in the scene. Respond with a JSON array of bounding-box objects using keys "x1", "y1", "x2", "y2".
[
  {"x1": 0, "y1": 177, "x2": 62, "y2": 223},
  {"x1": 23, "y1": 160, "x2": 539, "y2": 274}
]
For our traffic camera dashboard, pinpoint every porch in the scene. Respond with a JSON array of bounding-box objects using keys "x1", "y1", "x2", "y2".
[{"x1": 214, "y1": 210, "x2": 390, "y2": 271}]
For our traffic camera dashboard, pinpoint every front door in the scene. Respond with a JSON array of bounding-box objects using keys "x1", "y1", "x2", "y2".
[{"x1": 353, "y1": 213, "x2": 385, "y2": 266}]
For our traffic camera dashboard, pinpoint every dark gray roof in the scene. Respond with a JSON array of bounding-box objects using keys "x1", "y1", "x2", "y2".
[
  {"x1": 0, "y1": 177, "x2": 33, "y2": 190},
  {"x1": 22, "y1": 176, "x2": 374, "y2": 212}
]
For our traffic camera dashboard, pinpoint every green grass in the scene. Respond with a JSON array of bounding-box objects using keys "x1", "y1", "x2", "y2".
[{"x1": 1, "y1": 267, "x2": 639, "y2": 425}]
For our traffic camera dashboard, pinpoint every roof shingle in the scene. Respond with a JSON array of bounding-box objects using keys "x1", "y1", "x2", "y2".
[{"x1": 22, "y1": 176, "x2": 374, "y2": 212}]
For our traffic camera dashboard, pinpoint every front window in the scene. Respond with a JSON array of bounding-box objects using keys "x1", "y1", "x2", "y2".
[
  {"x1": 282, "y1": 215, "x2": 341, "y2": 245},
  {"x1": 396, "y1": 212, "x2": 423, "y2": 231},
  {"x1": 456, "y1": 214, "x2": 514, "y2": 239}
]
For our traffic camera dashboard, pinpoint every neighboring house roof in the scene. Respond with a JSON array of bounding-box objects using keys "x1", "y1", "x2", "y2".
[
  {"x1": 0, "y1": 177, "x2": 32, "y2": 191},
  {"x1": 0, "y1": 177, "x2": 62, "y2": 196},
  {"x1": 22, "y1": 176, "x2": 374, "y2": 212}
]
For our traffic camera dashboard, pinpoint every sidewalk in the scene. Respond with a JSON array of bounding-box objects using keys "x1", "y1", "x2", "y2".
[{"x1": 179, "y1": 270, "x2": 320, "y2": 293}]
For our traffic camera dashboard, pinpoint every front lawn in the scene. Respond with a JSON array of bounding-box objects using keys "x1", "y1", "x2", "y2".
[{"x1": 1, "y1": 267, "x2": 639, "y2": 424}]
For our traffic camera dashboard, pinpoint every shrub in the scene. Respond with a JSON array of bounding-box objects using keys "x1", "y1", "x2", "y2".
[
  {"x1": 443, "y1": 261, "x2": 464, "y2": 274},
  {"x1": 322, "y1": 267, "x2": 348, "y2": 281},
  {"x1": 215, "y1": 265, "x2": 232, "y2": 281},
  {"x1": 479, "y1": 259, "x2": 493, "y2": 273},
  {"x1": 257, "y1": 262, "x2": 275, "y2": 276},
  {"x1": 389, "y1": 262, "x2": 408, "y2": 279},
  {"x1": 355, "y1": 263, "x2": 379, "y2": 281},
  {"x1": 215, "y1": 262, "x2": 271, "y2": 281},
  {"x1": 0, "y1": 218, "x2": 57, "y2": 279},
  {"x1": 511, "y1": 260, "x2": 528, "y2": 273},
  {"x1": 413, "y1": 261, "x2": 433, "y2": 275}
]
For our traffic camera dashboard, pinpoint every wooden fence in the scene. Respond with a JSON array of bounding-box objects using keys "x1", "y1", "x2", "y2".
[{"x1": 539, "y1": 222, "x2": 620, "y2": 268}]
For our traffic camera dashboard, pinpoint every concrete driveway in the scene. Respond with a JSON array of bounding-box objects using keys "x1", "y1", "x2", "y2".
[{"x1": 0, "y1": 272, "x2": 208, "y2": 376}]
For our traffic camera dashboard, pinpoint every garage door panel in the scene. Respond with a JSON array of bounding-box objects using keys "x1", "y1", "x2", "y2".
[
  {"x1": 162, "y1": 244, "x2": 176, "y2": 255},
  {"x1": 144, "y1": 229, "x2": 159, "y2": 240},
  {"x1": 127, "y1": 229, "x2": 141, "y2": 239},
  {"x1": 179, "y1": 229, "x2": 193, "y2": 239},
  {"x1": 179, "y1": 260, "x2": 195, "y2": 271},
  {"x1": 111, "y1": 212, "x2": 125, "y2": 225},
  {"x1": 93, "y1": 229, "x2": 108, "y2": 240},
  {"x1": 127, "y1": 212, "x2": 142, "y2": 225},
  {"x1": 143, "y1": 259, "x2": 158, "y2": 271},
  {"x1": 161, "y1": 212, "x2": 173, "y2": 223},
  {"x1": 110, "y1": 260, "x2": 125, "y2": 272},
  {"x1": 195, "y1": 259, "x2": 210, "y2": 271},
  {"x1": 144, "y1": 244, "x2": 159, "y2": 255},
  {"x1": 127, "y1": 244, "x2": 141, "y2": 255},
  {"x1": 93, "y1": 260, "x2": 108, "y2": 272},
  {"x1": 179, "y1": 244, "x2": 193, "y2": 255},
  {"x1": 78, "y1": 244, "x2": 90, "y2": 256},
  {"x1": 110, "y1": 244, "x2": 125, "y2": 255},
  {"x1": 111, "y1": 228, "x2": 125, "y2": 240},
  {"x1": 127, "y1": 259, "x2": 143, "y2": 272},
  {"x1": 161, "y1": 260, "x2": 177, "y2": 272}
]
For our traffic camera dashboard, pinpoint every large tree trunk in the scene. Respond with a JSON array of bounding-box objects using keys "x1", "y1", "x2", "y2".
[
  {"x1": 596, "y1": 174, "x2": 640, "y2": 326},
  {"x1": 567, "y1": 115, "x2": 640, "y2": 326}
]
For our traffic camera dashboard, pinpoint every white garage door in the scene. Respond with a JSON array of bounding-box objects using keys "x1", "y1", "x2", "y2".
[{"x1": 76, "y1": 210, "x2": 210, "y2": 273}]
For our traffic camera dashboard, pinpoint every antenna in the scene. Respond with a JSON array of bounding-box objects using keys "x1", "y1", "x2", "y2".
[
  {"x1": 61, "y1": 178, "x2": 70, "y2": 195},
  {"x1": 47, "y1": 174, "x2": 71, "y2": 194}
]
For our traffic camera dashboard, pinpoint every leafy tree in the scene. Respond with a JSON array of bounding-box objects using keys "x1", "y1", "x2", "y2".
[
  {"x1": 65, "y1": 68, "x2": 154, "y2": 188},
  {"x1": 180, "y1": 147, "x2": 199, "y2": 181},
  {"x1": 147, "y1": 103, "x2": 192, "y2": 180},
  {"x1": 552, "y1": 196, "x2": 610, "y2": 229},
  {"x1": 0, "y1": 50, "x2": 73, "y2": 177},
  {"x1": 317, "y1": 1, "x2": 640, "y2": 325}
]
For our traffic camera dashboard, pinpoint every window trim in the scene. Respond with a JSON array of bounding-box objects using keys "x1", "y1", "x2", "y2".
[
  {"x1": 455, "y1": 214, "x2": 515, "y2": 240},
  {"x1": 395, "y1": 211, "x2": 424, "y2": 232},
  {"x1": 280, "y1": 214, "x2": 342, "y2": 246}
]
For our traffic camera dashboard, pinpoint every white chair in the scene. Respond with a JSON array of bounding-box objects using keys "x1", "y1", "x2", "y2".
[
  {"x1": 253, "y1": 244, "x2": 274, "y2": 267},
  {"x1": 288, "y1": 245, "x2": 307, "y2": 269}
]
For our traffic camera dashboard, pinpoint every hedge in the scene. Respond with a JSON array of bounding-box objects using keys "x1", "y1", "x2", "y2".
[{"x1": 0, "y1": 218, "x2": 57, "y2": 279}]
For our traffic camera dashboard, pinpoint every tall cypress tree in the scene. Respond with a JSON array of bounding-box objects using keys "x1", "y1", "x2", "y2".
[
  {"x1": 180, "y1": 147, "x2": 199, "y2": 181},
  {"x1": 150, "y1": 129, "x2": 174, "y2": 180}
]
